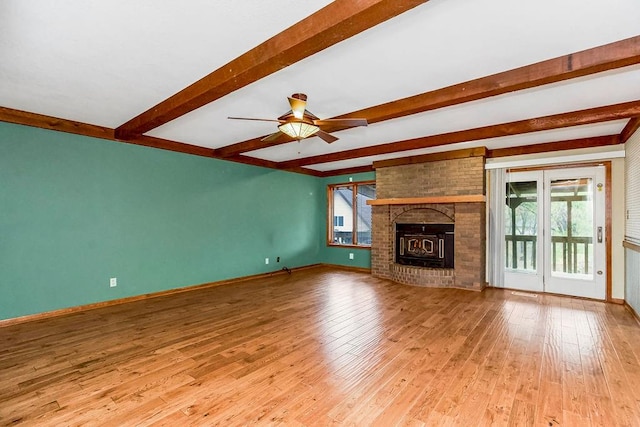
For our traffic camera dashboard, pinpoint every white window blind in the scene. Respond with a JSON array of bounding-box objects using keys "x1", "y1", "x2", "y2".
[{"x1": 626, "y1": 129, "x2": 640, "y2": 244}]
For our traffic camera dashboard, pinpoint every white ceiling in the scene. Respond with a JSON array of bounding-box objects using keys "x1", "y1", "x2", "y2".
[{"x1": 1, "y1": 0, "x2": 639, "y2": 174}]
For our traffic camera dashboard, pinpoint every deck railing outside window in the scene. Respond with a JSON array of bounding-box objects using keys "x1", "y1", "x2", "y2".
[{"x1": 505, "y1": 235, "x2": 593, "y2": 274}]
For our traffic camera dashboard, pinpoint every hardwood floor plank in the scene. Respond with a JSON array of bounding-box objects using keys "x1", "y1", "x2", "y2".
[
  {"x1": 1, "y1": 267, "x2": 640, "y2": 426},
  {"x1": 328, "y1": 345, "x2": 416, "y2": 424},
  {"x1": 507, "y1": 398, "x2": 536, "y2": 426},
  {"x1": 480, "y1": 340, "x2": 527, "y2": 425},
  {"x1": 409, "y1": 307, "x2": 503, "y2": 422},
  {"x1": 534, "y1": 379, "x2": 563, "y2": 426},
  {"x1": 581, "y1": 355, "x2": 609, "y2": 398},
  {"x1": 562, "y1": 361, "x2": 589, "y2": 419},
  {"x1": 563, "y1": 409, "x2": 592, "y2": 426},
  {"x1": 33, "y1": 396, "x2": 117, "y2": 426},
  {"x1": 372, "y1": 322, "x2": 470, "y2": 424},
  {"x1": 439, "y1": 301, "x2": 518, "y2": 423},
  {"x1": 0, "y1": 396, "x2": 60, "y2": 425},
  {"x1": 587, "y1": 393, "x2": 618, "y2": 426},
  {"x1": 596, "y1": 329, "x2": 640, "y2": 424}
]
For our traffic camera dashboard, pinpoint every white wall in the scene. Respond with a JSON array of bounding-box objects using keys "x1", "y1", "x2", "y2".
[
  {"x1": 625, "y1": 127, "x2": 640, "y2": 314},
  {"x1": 611, "y1": 157, "x2": 625, "y2": 300}
]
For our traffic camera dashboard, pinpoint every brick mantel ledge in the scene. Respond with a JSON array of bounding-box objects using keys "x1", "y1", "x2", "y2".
[{"x1": 367, "y1": 195, "x2": 486, "y2": 206}]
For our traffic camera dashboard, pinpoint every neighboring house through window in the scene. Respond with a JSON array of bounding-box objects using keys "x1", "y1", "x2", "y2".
[{"x1": 328, "y1": 181, "x2": 376, "y2": 246}]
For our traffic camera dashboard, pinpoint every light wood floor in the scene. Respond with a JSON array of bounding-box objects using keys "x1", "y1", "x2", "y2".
[{"x1": 2, "y1": 266, "x2": 640, "y2": 426}]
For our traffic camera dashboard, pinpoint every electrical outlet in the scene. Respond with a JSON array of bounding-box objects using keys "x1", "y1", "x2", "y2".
[
  {"x1": 349, "y1": 253, "x2": 354, "y2": 260},
  {"x1": 277, "y1": 256, "x2": 280, "y2": 263},
  {"x1": 265, "y1": 258, "x2": 269, "y2": 265},
  {"x1": 110, "y1": 277, "x2": 117, "y2": 287}
]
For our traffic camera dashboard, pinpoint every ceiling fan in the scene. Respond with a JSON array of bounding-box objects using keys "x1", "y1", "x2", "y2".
[{"x1": 228, "y1": 93, "x2": 368, "y2": 143}]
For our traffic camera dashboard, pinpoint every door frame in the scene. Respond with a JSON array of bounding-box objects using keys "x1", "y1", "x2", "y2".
[{"x1": 504, "y1": 161, "x2": 612, "y2": 301}]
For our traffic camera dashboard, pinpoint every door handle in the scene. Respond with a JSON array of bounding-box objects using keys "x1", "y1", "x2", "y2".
[{"x1": 597, "y1": 226, "x2": 603, "y2": 243}]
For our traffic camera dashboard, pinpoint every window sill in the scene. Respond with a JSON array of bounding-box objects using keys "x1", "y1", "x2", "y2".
[{"x1": 327, "y1": 243, "x2": 372, "y2": 249}]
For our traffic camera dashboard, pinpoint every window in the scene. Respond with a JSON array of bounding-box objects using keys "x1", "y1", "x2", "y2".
[{"x1": 328, "y1": 181, "x2": 376, "y2": 247}]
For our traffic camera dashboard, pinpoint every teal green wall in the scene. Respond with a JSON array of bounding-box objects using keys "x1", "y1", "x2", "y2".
[
  {"x1": 0, "y1": 122, "x2": 323, "y2": 320},
  {"x1": 319, "y1": 171, "x2": 376, "y2": 269}
]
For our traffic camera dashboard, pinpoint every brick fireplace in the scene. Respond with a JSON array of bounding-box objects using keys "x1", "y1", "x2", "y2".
[{"x1": 369, "y1": 150, "x2": 486, "y2": 290}]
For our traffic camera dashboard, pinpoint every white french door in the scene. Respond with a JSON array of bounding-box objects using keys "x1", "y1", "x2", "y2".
[
  {"x1": 504, "y1": 171, "x2": 544, "y2": 293},
  {"x1": 503, "y1": 166, "x2": 606, "y2": 299}
]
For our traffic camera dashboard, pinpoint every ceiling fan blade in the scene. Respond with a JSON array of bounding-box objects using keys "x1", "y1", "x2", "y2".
[
  {"x1": 288, "y1": 97, "x2": 307, "y2": 120},
  {"x1": 228, "y1": 116, "x2": 283, "y2": 123},
  {"x1": 314, "y1": 118, "x2": 368, "y2": 127},
  {"x1": 316, "y1": 130, "x2": 339, "y2": 144}
]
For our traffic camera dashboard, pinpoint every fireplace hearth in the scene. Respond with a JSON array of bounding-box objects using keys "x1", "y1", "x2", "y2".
[{"x1": 395, "y1": 223, "x2": 454, "y2": 268}]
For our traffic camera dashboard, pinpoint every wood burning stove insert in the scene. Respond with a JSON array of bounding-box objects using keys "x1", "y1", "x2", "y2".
[{"x1": 395, "y1": 223, "x2": 454, "y2": 268}]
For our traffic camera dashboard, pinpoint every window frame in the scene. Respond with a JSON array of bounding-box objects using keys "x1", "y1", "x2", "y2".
[{"x1": 327, "y1": 180, "x2": 376, "y2": 248}]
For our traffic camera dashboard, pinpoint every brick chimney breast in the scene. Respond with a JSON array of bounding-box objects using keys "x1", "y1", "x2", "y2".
[{"x1": 371, "y1": 155, "x2": 486, "y2": 290}]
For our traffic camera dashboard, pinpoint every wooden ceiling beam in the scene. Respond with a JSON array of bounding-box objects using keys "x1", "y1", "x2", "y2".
[
  {"x1": 114, "y1": 0, "x2": 428, "y2": 140},
  {"x1": 126, "y1": 135, "x2": 215, "y2": 158},
  {"x1": 217, "y1": 35, "x2": 640, "y2": 157},
  {"x1": 0, "y1": 106, "x2": 324, "y2": 174},
  {"x1": 621, "y1": 117, "x2": 640, "y2": 143},
  {"x1": 353, "y1": 35, "x2": 640, "y2": 125},
  {"x1": 0, "y1": 106, "x2": 217, "y2": 158},
  {"x1": 486, "y1": 134, "x2": 621, "y2": 158},
  {"x1": 227, "y1": 156, "x2": 323, "y2": 176},
  {"x1": 316, "y1": 165, "x2": 375, "y2": 178},
  {"x1": 373, "y1": 147, "x2": 487, "y2": 169},
  {"x1": 215, "y1": 135, "x2": 294, "y2": 158},
  {"x1": 0, "y1": 106, "x2": 115, "y2": 141},
  {"x1": 277, "y1": 100, "x2": 640, "y2": 168}
]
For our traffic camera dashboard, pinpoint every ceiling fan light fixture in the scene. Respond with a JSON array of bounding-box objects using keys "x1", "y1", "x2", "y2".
[{"x1": 278, "y1": 121, "x2": 320, "y2": 139}]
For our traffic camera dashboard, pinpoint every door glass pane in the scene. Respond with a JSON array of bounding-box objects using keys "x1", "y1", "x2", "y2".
[
  {"x1": 505, "y1": 181, "x2": 538, "y2": 271},
  {"x1": 550, "y1": 178, "x2": 593, "y2": 279}
]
